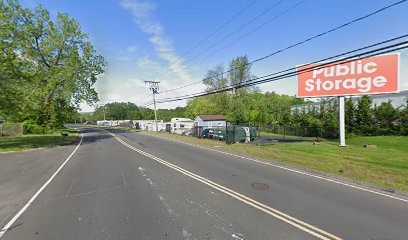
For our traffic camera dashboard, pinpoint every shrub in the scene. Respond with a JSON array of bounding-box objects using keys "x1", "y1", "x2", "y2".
[{"x1": 23, "y1": 120, "x2": 46, "y2": 134}]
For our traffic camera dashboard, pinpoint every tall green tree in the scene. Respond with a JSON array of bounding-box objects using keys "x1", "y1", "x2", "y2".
[
  {"x1": 356, "y1": 95, "x2": 374, "y2": 129},
  {"x1": 229, "y1": 55, "x2": 251, "y2": 96},
  {"x1": 375, "y1": 101, "x2": 398, "y2": 129},
  {"x1": 203, "y1": 64, "x2": 228, "y2": 92},
  {"x1": 1, "y1": 1, "x2": 106, "y2": 129},
  {"x1": 345, "y1": 97, "x2": 355, "y2": 133},
  {"x1": 400, "y1": 97, "x2": 408, "y2": 135}
]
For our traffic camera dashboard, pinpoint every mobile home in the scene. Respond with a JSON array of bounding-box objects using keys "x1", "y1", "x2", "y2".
[{"x1": 171, "y1": 118, "x2": 194, "y2": 134}]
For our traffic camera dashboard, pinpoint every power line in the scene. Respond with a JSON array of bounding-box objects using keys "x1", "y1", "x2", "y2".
[
  {"x1": 141, "y1": 33, "x2": 407, "y2": 106},
  {"x1": 158, "y1": 0, "x2": 304, "y2": 95},
  {"x1": 144, "y1": 0, "x2": 258, "y2": 80},
  {"x1": 171, "y1": 0, "x2": 258, "y2": 64},
  {"x1": 182, "y1": 0, "x2": 286, "y2": 65},
  {"x1": 154, "y1": 37, "x2": 408, "y2": 103},
  {"x1": 158, "y1": 0, "x2": 407, "y2": 94},
  {"x1": 159, "y1": 44, "x2": 407, "y2": 103},
  {"x1": 198, "y1": 0, "x2": 307, "y2": 63}
]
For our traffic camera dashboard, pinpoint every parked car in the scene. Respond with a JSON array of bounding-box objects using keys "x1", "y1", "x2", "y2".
[
  {"x1": 212, "y1": 131, "x2": 225, "y2": 140},
  {"x1": 201, "y1": 129, "x2": 214, "y2": 139},
  {"x1": 208, "y1": 129, "x2": 216, "y2": 139},
  {"x1": 182, "y1": 129, "x2": 193, "y2": 136}
]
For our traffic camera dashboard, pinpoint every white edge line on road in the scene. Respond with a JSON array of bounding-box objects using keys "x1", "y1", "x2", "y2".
[
  {"x1": 106, "y1": 130, "x2": 341, "y2": 240},
  {"x1": 141, "y1": 133, "x2": 408, "y2": 203},
  {"x1": 0, "y1": 134, "x2": 84, "y2": 238}
]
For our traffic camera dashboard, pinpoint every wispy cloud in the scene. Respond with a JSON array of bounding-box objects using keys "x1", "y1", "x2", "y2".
[
  {"x1": 121, "y1": 0, "x2": 191, "y2": 83},
  {"x1": 126, "y1": 45, "x2": 138, "y2": 53}
]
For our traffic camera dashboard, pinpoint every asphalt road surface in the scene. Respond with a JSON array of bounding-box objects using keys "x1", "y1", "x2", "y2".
[{"x1": 1, "y1": 126, "x2": 407, "y2": 240}]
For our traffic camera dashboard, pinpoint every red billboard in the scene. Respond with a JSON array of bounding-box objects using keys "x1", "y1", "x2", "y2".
[{"x1": 297, "y1": 53, "x2": 399, "y2": 97}]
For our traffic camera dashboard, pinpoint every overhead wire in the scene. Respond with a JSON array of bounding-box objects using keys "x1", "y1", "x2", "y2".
[
  {"x1": 153, "y1": 36, "x2": 408, "y2": 103},
  {"x1": 198, "y1": 0, "x2": 307, "y2": 63},
  {"x1": 158, "y1": 0, "x2": 407, "y2": 94},
  {"x1": 158, "y1": 0, "x2": 303, "y2": 95},
  {"x1": 182, "y1": 0, "x2": 286, "y2": 65},
  {"x1": 144, "y1": 0, "x2": 258, "y2": 80}
]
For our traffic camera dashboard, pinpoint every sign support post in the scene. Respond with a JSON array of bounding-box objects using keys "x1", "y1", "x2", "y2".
[{"x1": 338, "y1": 96, "x2": 346, "y2": 147}]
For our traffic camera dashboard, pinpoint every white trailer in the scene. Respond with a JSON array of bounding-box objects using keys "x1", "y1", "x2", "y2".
[{"x1": 170, "y1": 118, "x2": 194, "y2": 134}]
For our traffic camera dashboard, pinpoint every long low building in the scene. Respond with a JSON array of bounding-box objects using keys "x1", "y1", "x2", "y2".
[
  {"x1": 291, "y1": 90, "x2": 408, "y2": 114},
  {"x1": 133, "y1": 120, "x2": 165, "y2": 131}
]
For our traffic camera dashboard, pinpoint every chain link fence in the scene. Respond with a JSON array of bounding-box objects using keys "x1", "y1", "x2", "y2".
[
  {"x1": 259, "y1": 124, "x2": 339, "y2": 143},
  {"x1": 193, "y1": 124, "x2": 258, "y2": 144},
  {"x1": 0, "y1": 123, "x2": 23, "y2": 137},
  {"x1": 177, "y1": 123, "x2": 340, "y2": 145}
]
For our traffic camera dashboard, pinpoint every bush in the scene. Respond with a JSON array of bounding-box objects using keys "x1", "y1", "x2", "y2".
[
  {"x1": 0, "y1": 123, "x2": 23, "y2": 136},
  {"x1": 23, "y1": 120, "x2": 46, "y2": 134},
  {"x1": 401, "y1": 127, "x2": 408, "y2": 136}
]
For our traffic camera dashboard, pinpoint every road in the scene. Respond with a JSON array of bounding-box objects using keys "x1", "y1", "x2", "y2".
[{"x1": 1, "y1": 126, "x2": 407, "y2": 239}]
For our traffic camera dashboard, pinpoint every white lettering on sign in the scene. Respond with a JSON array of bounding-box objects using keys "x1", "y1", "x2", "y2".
[
  {"x1": 312, "y1": 61, "x2": 378, "y2": 79},
  {"x1": 298, "y1": 54, "x2": 399, "y2": 97},
  {"x1": 304, "y1": 76, "x2": 387, "y2": 93}
]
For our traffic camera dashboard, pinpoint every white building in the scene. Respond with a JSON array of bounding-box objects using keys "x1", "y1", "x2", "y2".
[
  {"x1": 194, "y1": 114, "x2": 227, "y2": 137},
  {"x1": 133, "y1": 120, "x2": 164, "y2": 131},
  {"x1": 291, "y1": 90, "x2": 408, "y2": 114}
]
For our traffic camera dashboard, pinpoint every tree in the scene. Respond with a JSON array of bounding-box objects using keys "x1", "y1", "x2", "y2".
[
  {"x1": 227, "y1": 96, "x2": 246, "y2": 124},
  {"x1": 345, "y1": 97, "x2": 355, "y2": 133},
  {"x1": 355, "y1": 95, "x2": 374, "y2": 133},
  {"x1": 375, "y1": 101, "x2": 398, "y2": 130},
  {"x1": 185, "y1": 96, "x2": 219, "y2": 119},
  {"x1": 203, "y1": 64, "x2": 228, "y2": 91},
  {"x1": 400, "y1": 97, "x2": 408, "y2": 135},
  {"x1": 1, "y1": 1, "x2": 106, "y2": 129},
  {"x1": 94, "y1": 102, "x2": 142, "y2": 120},
  {"x1": 229, "y1": 55, "x2": 251, "y2": 96},
  {"x1": 139, "y1": 107, "x2": 154, "y2": 120}
]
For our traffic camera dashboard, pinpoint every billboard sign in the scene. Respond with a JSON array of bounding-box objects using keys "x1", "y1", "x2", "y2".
[{"x1": 297, "y1": 53, "x2": 399, "y2": 97}]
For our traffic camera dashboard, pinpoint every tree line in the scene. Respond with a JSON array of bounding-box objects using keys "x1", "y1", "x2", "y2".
[
  {"x1": 85, "y1": 54, "x2": 407, "y2": 137},
  {"x1": 0, "y1": 0, "x2": 106, "y2": 133}
]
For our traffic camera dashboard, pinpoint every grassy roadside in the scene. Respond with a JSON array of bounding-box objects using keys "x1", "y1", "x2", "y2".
[
  {"x1": 0, "y1": 129, "x2": 78, "y2": 153},
  {"x1": 138, "y1": 130, "x2": 408, "y2": 192}
]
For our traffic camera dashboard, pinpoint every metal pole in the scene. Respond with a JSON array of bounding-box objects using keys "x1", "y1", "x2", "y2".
[
  {"x1": 338, "y1": 96, "x2": 346, "y2": 147},
  {"x1": 153, "y1": 89, "x2": 158, "y2": 132}
]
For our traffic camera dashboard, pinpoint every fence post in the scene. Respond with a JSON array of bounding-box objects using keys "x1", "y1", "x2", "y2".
[
  {"x1": 233, "y1": 125, "x2": 235, "y2": 143},
  {"x1": 257, "y1": 125, "x2": 260, "y2": 146}
]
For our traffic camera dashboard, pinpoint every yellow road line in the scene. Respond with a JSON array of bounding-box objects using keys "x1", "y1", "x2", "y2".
[{"x1": 105, "y1": 129, "x2": 342, "y2": 240}]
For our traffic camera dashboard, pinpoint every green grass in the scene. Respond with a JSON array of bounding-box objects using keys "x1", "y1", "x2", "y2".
[
  {"x1": 259, "y1": 131, "x2": 318, "y2": 141},
  {"x1": 141, "y1": 131, "x2": 408, "y2": 191},
  {"x1": 0, "y1": 129, "x2": 78, "y2": 153}
]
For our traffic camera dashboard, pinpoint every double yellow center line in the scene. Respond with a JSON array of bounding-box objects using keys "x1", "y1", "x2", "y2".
[{"x1": 107, "y1": 130, "x2": 342, "y2": 240}]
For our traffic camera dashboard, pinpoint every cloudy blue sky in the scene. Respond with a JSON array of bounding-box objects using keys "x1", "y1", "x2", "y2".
[{"x1": 23, "y1": 0, "x2": 408, "y2": 111}]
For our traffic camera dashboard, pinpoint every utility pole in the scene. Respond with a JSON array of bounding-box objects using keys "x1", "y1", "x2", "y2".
[{"x1": 145, "y1": 81, "x2": 160, "y2": 132}]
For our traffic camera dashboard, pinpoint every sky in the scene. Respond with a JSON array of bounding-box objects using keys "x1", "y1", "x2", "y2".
[{"x1": 22, "y1": 0, "x2": 408, "y2": 112}]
